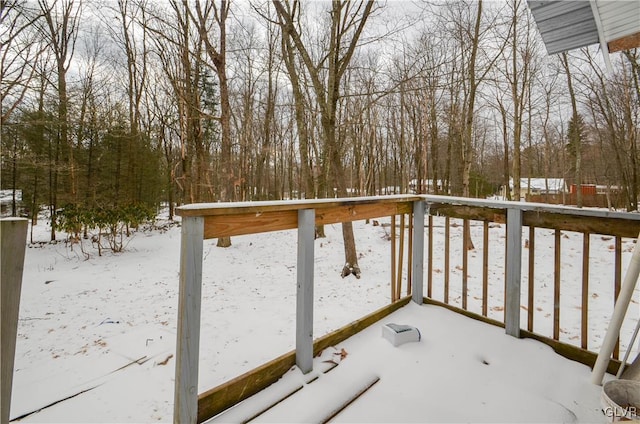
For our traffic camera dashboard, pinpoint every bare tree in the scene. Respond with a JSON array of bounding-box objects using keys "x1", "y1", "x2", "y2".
[
  {"x1": 1, "y1": 0, "x2": 45, "y2": 124},
  {"x1": 560, "y1": 52, "x2": 583, "y2": 207},
  {"x1": 273, "y1": 0, "x2": 377, "y2": 278},
  {"x1": 583, "y1": 50, "x2": 639, "y2": 211},
  {"x1": 108, "y1": 0, "x2": 150, "y2": 203},
  {"x1": 36, "y1": 0, "x2": 82, "y2": 240},
  {"x1": 189, "y1": 0, "x2": 233, "y2": 247}
]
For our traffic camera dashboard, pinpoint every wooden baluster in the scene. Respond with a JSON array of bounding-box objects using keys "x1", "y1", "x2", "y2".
[
  {"x1": 444, "y1": 217, "x2": 450, "y2": 304},
  {"x1": 614, "y1": 236, "x2": 622, "y2": 359},
  {"x1": 553, "y1": 229, "x2": 561, "y2": 341},
  {"x1": 462, "y1": 219, "x2": 469, "y2": 310},
  {"x1": 581, "y1": 232, "x2": 590, "y2": 350},
  {"x1": 296, "y1": 209, "x2": 315, "y2": 374},
  {"x1": 506, "y1": 208, "x2": 523, "y2": 338},
  {"x1": 411, "y1": 201, "x2": 425, "y2": 304},
  {"x1": 482, "y1": 221, "x2": 489, "y2": 317},
  {"x1": 397, "y1": 214, "x2": 405, "y2": 301},
  {"x1": 408, "y1": 212, "x2": 413, "y2": 297},
  {"x1": 528, "y1": 226, "x2": 535, "y2": 332},
  {"x1": 391, "y1": 215, "x2": 397, "y2": 302},
  {"x1": 174, "y1": 216, "x2": 204, "y2": 424},
  {"x1": 428, "y1": 215, "x2": 433, "y2": 298}
]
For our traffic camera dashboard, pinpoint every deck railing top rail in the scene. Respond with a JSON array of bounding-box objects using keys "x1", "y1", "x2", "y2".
[
  {"x1": 423, "y1": 195, "x2": 640, "y2": 238},
  {"x1": 175, "y1": 195, "x2": 422, "y2": 239},
  {"x1": 176, "y1": 194, "x2": 640, "y2": 225},
  {"x1": 176, "y1": 194, "x2": 421, "y2": 216},
  {"x1": 423, "y1": 194, "x2": 640, "y2": 221}
]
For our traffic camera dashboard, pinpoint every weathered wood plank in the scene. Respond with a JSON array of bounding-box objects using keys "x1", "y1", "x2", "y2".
[
  {"x1": 311, "y1": 297, "x2": 412, "y2": 355},
  {"x1": 608, "y1": 32, "x2": 640, "y2": 53},
  {"x1": 396, "y1": 215, "x2": 405, "y2": 301},
  {"x1": 178, "y1": 195, "x2": 422, "y2": 217},
  {"x1": 407, "y1": 212, "x2": 414, "y2": 297},
  {"x1": 411, "y1": 201, "x2": 425, "y2": 304},
  {"x1": 428, "y1": 204, "x2": 507, "y2": 223},
  {"x1": 201, "y1": 202, "x2": 414, "y2": 239},
  {"x1": 523, "y1": 212, "x2": 640, "y2": 238},
  {"x1": 482, "y1": 221, "x2": 489, "y2": 317},
  {"x1": 296, "y1": 209, "x2": 315, "y2": 374},
  {"x1": 505, "y1": 209, "x2": 522, "y2": 338},
  {"x1": 174, "y1": 217, "x2": 204, "y2": 424},
  {"x1": 1, "y1": 218, "x2": 28, "y2": 424},
  {"x1": 527, "y1": 226, "x2": 535, "y2": 332},
  {"x1": 462, "y1": 219, "x2": 469, "y2": 310},
  {"x1": 614, "y1": 236, "x2": 622, "y2": 359},
  {"x1": 391, "y1": 215, "x2": 397, "y2": 302},
  {"x1": 197, "y1": 351, "x2": 297, "y2": 423},
  {"x1": 204, "y1": 210, "x2": 297, "y2": 239},
  {"x1": 427, "y1": 215, "x2": 433, "y2": 299},
  {"x1": 444, "y1": 217, "x2": 450, "y2": 304},
  {"x1": 315, "y1": 202, "x2": 413, "y2": 227},
  {"x1": 581, "y1": 233, "x2": 590, "y2": 350},
  {"x1": 196, "y1": 297, "x2": 411, "y2": 423},
  {"x1": 553, "y1": 229, "x2": 561, "y2": 341},
  {"x1": 423, "y1": 195, "x2": 640, "y2": 222}
]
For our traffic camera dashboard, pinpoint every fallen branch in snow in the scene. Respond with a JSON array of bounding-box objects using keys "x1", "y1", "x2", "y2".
[
  {"x1": 9, "y1": 384, "x2": 102, "y2": 422},
  {"x1": 156, "y1": 354, "x2": 173, "y2": 366}
]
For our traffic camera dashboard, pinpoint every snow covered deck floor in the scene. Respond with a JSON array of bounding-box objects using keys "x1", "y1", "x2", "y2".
[{"x1": 209, "y1": 302, "x2": 606, "y2": 423}]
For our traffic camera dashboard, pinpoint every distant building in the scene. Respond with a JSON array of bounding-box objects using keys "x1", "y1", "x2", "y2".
[
  {"x1": 502, "y1": 178, "x2": 567, "y2": 200},
  {"x1": 0, "y1": 189, "x2": 22, "y2": 216},
  {"x1": 408, "y1": 179, "x2": 447, "y2": 194}
]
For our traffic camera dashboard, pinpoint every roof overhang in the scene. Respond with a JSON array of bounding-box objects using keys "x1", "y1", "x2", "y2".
[{"x1": 528, "y1": 0, "x2": 640, "y2": 66}]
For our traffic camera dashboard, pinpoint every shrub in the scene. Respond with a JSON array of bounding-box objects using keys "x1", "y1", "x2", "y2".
[{"x1": 56, "y1": 203, "x2": 156, "y2": 256}]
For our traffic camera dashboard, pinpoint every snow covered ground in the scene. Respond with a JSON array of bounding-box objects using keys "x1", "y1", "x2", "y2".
[
  {"x1": 211, "y1": 303, "x2": 607, "y2": 423},
  {"x1": 8, "y1": 209, "x2": 639, "y2": 422}
]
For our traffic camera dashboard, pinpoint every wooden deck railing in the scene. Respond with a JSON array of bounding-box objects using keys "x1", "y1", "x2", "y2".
[
  {"x1": 422, "y1": 195, "x2": 640, "y2": 357},
  {"x1": 173, "y1": 195, "x2": 424, "y2": 423},
  {"x1": 173, "y1": 195, "x2": 640, "y2": 423}
]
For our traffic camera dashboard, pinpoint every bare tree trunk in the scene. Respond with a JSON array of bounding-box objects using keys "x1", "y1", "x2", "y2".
[
  {"x1": 38, "y1": 0, "x2": 81, "y2": 240},
  {"x1": 192, "y1": 0, "x2": 232, "y2": 246},
  {"x1": 273, "y1": 0, "x2": 376, "y2": 277},
  {"x1": 561, "y1": 52, "x2": 582, "y2": 208}
]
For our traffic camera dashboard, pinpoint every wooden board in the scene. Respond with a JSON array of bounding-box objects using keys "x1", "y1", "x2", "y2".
[
  {"x1": 523, "y1": 211, "x2": 640, "y2": 238},
  {"x1": 202, "y1": 202, "x2": 414, "y2": 239},
  {"x1": 427, "y1": 204, "x2": 507, "y2": 223},
  {"x1": 177, "y1": 195, "x2": 422, "y2": 217},
  {"x1": 1, "y1": 218, "x2": 28, "y2": 424},
  {"x1": 204, "y1": 210, "x2": 297, "y2": 239},
  {"x1": 197, "y1": 296, "x2": 411, "y2": 423},
  {"x1": 608, "y1": 31, "x2": 640, "y2": 52}
]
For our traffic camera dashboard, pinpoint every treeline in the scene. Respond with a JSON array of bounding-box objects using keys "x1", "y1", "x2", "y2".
[{"x1": 2, "y1": 1, "x2": 639, "y2": 243}]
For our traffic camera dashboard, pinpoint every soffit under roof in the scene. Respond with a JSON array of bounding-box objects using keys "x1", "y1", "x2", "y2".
[{"x1": 528, "y1": 0, "x2": 640, "y2": 55}]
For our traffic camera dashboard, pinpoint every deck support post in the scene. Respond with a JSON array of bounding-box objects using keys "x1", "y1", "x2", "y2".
[
  {"x1": 296, "y1": 209, "x2": 315, "y2": 374},
  {"x1": 174, "y1": 216, "x2": 204, "y2": 424},
  {"x1": 1, "y1": 218, "x2": 28, "y2": 424},
  {"x1": 592, "y1": 231, "x2": 640, "y2": 385},
  {"x1": 411, "y1": 201, "x2": 425, "y2": 305},
  {"x1": 505, "y1": 208, "x2": 522, "y2": 338}
]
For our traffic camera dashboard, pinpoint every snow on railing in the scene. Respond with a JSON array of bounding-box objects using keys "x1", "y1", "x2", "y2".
[{"x1": 173, "y1": 195, "x2": 640, "y2": 423}]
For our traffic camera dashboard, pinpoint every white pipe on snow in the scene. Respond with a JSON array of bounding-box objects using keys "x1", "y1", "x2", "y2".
[
  {"x1": 616, "y1": 316, "x2": 640, "y2": 378},
  {"x1": 591, "y1": 232, "x2": 640, "y2": 385}
]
